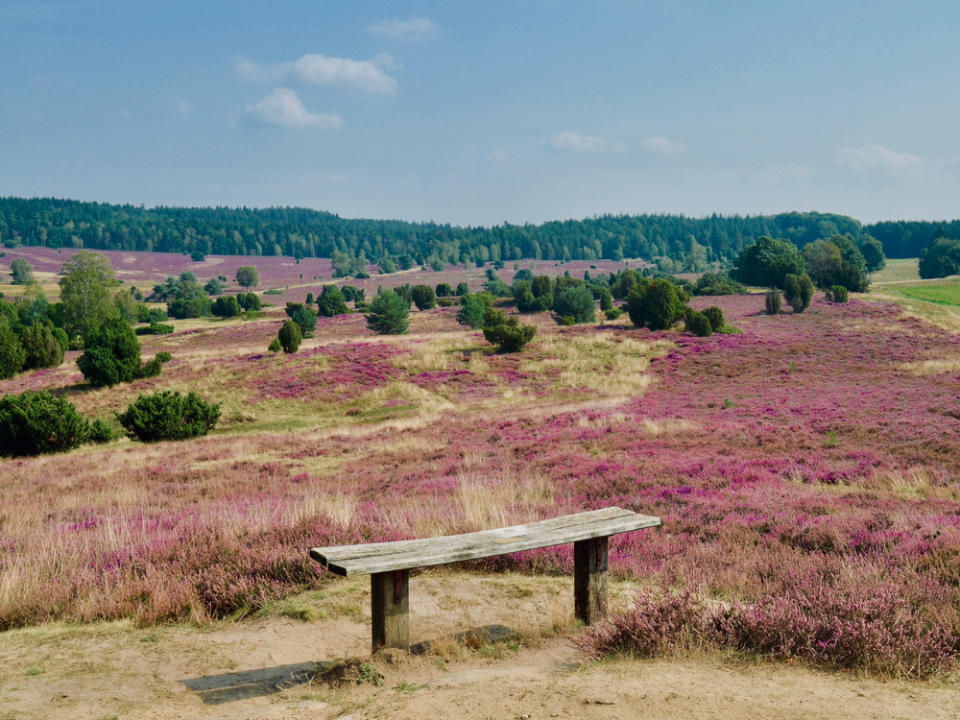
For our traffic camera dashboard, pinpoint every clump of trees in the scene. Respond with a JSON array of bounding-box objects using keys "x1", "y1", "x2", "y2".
[
  {"x1": 802, "y1": 235, "x2": 868, "y2": 292},
  {"x1": 285, "y1": 302, "x2": 316, "y2": 337},
  {"x1": 732, "y1": 236, "x2": 805, "y2": 289},
  {"x1": 918, "y1": 233, "x2": 960, "y2": 279},
  {"x1": 626, "y1": 278, "x2": 686, "y2": 330}
]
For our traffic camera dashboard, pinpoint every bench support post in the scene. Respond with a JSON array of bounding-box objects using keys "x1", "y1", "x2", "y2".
[
  {"x1": 574, "y1": 536, "x2": 608, "y2": 625},
  {"x1": 371, "y1": 569, "x2": 409, "y2": 652}
]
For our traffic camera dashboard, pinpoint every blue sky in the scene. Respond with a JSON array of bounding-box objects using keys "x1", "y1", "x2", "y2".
[{"x1": 1, "y1": 0, "x2": 958, "y2": 225}]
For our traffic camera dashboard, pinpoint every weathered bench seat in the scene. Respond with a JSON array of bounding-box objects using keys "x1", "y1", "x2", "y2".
[{"x1": 310, "y1": 506, "x2": 660, "y2": 652}]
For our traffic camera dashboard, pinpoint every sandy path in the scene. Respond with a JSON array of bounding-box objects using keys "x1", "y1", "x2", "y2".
[{"x1": 0, "y1": 572, "x2": 956, "y2": 719}]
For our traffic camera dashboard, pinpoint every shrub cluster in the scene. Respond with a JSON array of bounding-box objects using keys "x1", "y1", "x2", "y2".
[
  {"x1": 783, "y1": 273, "x2": 815, "y2": 313},
  {"x1": 764, "y1": 290, "x2": 782, "y2": 315},
  {"x1": 826, "y1": 285, "x2": 849, "y2": 303},
  {"x1": 277, "y1": 320, "x2": 302, "y2": 353},
  {"x1": 77, "y1": 317, "x2": 162, "y2": 387}
]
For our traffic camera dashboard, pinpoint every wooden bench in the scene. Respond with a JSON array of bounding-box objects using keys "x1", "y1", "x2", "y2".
[{"x1": 309, "y1": 506, "x2": 661, "y2": 653}]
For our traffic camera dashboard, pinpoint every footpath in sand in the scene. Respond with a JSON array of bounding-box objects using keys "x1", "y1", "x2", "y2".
[{"x1": 1, "y1": 572, "x2": 957, "y2": 720}]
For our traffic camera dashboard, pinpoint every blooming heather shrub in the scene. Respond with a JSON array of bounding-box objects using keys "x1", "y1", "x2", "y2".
[
  {"x1": 715, "y1": 579, "x2": 958, "y2": 678},
  {"x1": 702, "y1": 306, "x2": 725, "y2": 332},
  {"x1": 764, "y1": 289, "x2": 782, "y2": 315},
  {"x1": 117, "y1": 390, "x2": 220, "y2": 442},
  {"x1": 0, "y1": 390, "x2": 89, "y2": 457},
  {"x1": 278, "y1": 320, "x2": 302, "y2": 353},
  {"x1": 576, "y1": 591, "x2": 709, "y2": 658}
]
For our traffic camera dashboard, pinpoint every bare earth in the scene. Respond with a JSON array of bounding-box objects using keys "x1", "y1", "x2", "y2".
[{"x1": 1, "y1": 571, "x2": 957, "y2": 720}]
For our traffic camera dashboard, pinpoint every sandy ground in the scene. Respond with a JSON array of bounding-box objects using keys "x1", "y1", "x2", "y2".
[{"x1": 1, "y1": 571, "x2": 957, "y2": 720}]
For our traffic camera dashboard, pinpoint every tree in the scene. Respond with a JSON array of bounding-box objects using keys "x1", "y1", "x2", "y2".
[
  {"x1": 277, "y1": 320, "x2": 302, "y2": 353},
  {"x1": 436, "y1": 283, "x2": 453, "y2": 297},
  {"x1": 379, "y1": 257, "x2": 397, "y2": 274},
  {"x1": 21, "y1": 322, "x2": 64, "y2": 369},
  {"x1": 410, "y1": 284, "x2": 436, "y2": 310},
  {"x1": 802, "y1": 240, "x2": 844, "y2": 288},
  {"x1": 204, "y1": 277, "x2": 223, "y2": 295},
  {"x1": 732, "y1": 236, "x2": 805, "y2": 289},
  {"x1": 76, "y1": 317, "x2": 148, "y2": 387},
  {"x1": 235, "y1": 266, "x2": 259, "y2": 288},
  {"x1": 829, "y1": 234, "x2": 869, "y2": 291},
  {"x1": 765, "y1": 290, "x2": 782, "y2": 315},
  {"x1": 59, "y1": 251, "x2": 117, "y2": 339},
  {"x1": 316, "y1": 284, "x2": 348, "y2": 316},
  {"x1": 859, "y1": 236, "x2": 886, "y2": 272},
  {"x1": 0, "y1": 317, "x2": 26, "y2": 378},
  {"x1": 783, "y1": 273, "x2": 814, "y2": 313},
  {"x1": 455, "y1": 282, "x2": 469, "y2": 296},
  {"x1": 553, "y1": 286, "x2": 596, "y2": 323},
  {"x1": 238, "y1": 292, "x2": 261, "y2": 311},
  {"x1": 113, "y1": 289, "x2": 140, "y2": 323},
  {"x1": 366, "y1": 290, "x2": 409, "y2": 334},
  {"x1": 626, "y1": 279, "x2": 685, "y2": 330},
  {"x1": 456, "y1": 293, "x2": 489, "y2": 328},
  {"x1": 918, "y1": 236, "x2": 960, "y2": 279},
  {"x1": 10, "y1": 258, "x2": 33, "y2": 284},
  {"x1": 340, "y1": 285, "x2": 364, "y2": 303}
]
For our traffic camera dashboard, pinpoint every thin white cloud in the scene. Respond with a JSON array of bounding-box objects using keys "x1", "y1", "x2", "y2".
[
  {"x1": 365, "y1": 17, "x2": 437, "y2": 41},
  {"x1": 550, "y1": 131, "x2": 606, "y2": 152},
  {"x1": 642, "y1": 136, "x2": 686, "y2": 154},
  {"x1": 246, "y1": 88, "x2": 342, "y2": 130},
  {"x1": 237, "y1": 54, "x2": 398, "y2": 95},
  {"x1": 837, "y1": 144, "x2": 920, "y2": 173}
]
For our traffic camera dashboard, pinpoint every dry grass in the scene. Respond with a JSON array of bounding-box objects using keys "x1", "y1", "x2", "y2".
[
  {"x1": 521, "y1": 334, "x2": 671, "y2": 397},
  {"x1": 901, "y1": 357, "x2": 960, "y2": 376}
]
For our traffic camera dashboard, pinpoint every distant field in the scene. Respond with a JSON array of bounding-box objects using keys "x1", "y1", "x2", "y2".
[
  {"x1": 870, "y1": 257, "x2": 921, "y2": 284},
  {"x1": 897, "y1": 283, "x2": 960, "y2": 306}
]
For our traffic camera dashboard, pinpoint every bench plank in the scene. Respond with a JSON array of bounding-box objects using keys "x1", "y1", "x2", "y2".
[{"x1": 311, "y1": 507, "x2": 660, "y2": 576}]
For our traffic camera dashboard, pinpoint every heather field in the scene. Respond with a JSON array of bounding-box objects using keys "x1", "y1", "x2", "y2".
[{"x1": 2, "y1": 261, "x2": 960, "y2": 679}]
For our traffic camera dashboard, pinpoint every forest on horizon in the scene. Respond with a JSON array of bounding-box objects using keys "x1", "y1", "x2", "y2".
[{"x1": 1, "y1": 196, "x2": 956, "y2": 268}]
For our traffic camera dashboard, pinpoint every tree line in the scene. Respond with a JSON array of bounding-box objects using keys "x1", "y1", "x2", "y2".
[{"x1": 3, "y1": 196, "x2": 950, "y2": 266}]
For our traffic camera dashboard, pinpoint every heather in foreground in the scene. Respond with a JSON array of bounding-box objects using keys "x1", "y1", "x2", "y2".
[{"x1": 1, "y1": 294, "x2": 959, "y2": 680}]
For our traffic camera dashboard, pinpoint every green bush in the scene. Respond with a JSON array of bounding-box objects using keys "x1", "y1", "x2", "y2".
[
  {"x1": 627, "y1": 279, "x2": 685, "y2": 330},
  {"x1": 135, "y1": 323, "x2": 174, "y2": 335},
  {"x1": 0, "y1": 390, "x2": 89, "y2": 457},
  {"x1": 21, "y1": 322, "x2": 65, "y2": 370},
  {"x1": 826, "y1": 285, "x2": 849, "y2": 303},
  {"x1": 456, "y1": 294, "x2": 487, "y2": 328},
  {"x1": 702, "y1": 306, "x2": 725, "y2": 332},
  {"x1": 366, "y1": 290, "x2": 410, "y2": 334},
  {"x1": 87, "y1": 418, "x2": 116, "y2": 444},
  {"x1": 783, "y1": 273, "x2": 814, "y2": 313},
  {"x1": 556, "y1": 315, "x2": 576, "y2": 326},
  {"x1": 52, "y1": 327, "x2": 69, "y2": 352},
  {"x1": 0, "y1": 318, "x2": 26, "y2": 379},
  {"x1": 411, "y1": 285, "x2": 437, "y2": 310},
  {"x1": 604, "y1": 308, "x2": 622, "y2": 320},
  {"x1": 317, "y1": 285, "x2": 348, "y2": 317},
  {"x1": 685, "y1": 310, "x2": 713, "y2": 337},
  {"x1": 764, "y1": 290, "x2": 782, "y2": 315},
  {"x1": 268, "y1": 337, "x2": 282, "y2": 352},
  {"x1": 238, "y1": 292, "x2": 262, "y2": 311},
  {"x1": 285, "y1": 303, "x2": 317, "y2": 336},
  {"x1": 156, "y1": 351, "x2": 172, "y2": 363},
  {"x1": 553, "y1": 286, "x2": 596, "y2": 324},
  {"x1": 483, "y1": 317, "x2": 536, "y2": 352},
  {"x1": 117, "y1": 391, "x2": 220, "y2": 443},
  {"x1": 212, "y1": 295, "x2": 240, "y2": 317},
  {"x1": 278, "y1": 320, "x2": 302, "y2": 353},
  {"x1": 77, "y1": 318, "x2": 150, "y2": 387}
]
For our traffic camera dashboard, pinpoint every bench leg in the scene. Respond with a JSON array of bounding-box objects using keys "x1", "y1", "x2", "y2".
[
  {"x1": 371, "y1": 570, "x2": 409, "y2": 652},
  {"x1": 574, "y1": 536, "x2": 608, "y2": 625}
]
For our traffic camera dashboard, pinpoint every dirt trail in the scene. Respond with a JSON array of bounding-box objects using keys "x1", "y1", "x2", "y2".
[{"x1": 0, "y1": 572, "x2": 957, "y2": 719}]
